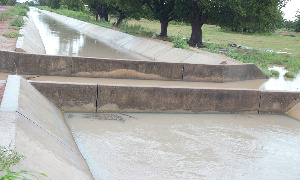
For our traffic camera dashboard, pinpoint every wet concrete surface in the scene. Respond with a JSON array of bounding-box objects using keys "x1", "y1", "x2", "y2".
[
  {"x1": 30, "y1": 8, "x2": 148, "y2": 60},
  {"x1": 0, "y1": 72, "x2": 267, "y2": 90},
  {"x1": 65, "y1": 112, "x2": 300, "y2": 180}
]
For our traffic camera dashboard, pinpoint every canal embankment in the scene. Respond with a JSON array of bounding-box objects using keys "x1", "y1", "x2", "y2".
[
  {"x1": 0, "y1": 75, "x2": 93, "y2": 179},
  {"x1": 16, "y1": 9, "x2": 45, "y2": 54}
]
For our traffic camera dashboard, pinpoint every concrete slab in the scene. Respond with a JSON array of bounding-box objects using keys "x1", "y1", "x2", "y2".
[
  {"x1": 0, "y1": 75, "x2": 93, "y2": 179},
  {"x1": 131, "y1": 39, "x2": 159, "y2": 55},
  {"x1": 143, "y1": 43, "x2": 172, "y2": 60},
  {"x1": 156, "y1": 48, "x2": 193, "y2": 63}
]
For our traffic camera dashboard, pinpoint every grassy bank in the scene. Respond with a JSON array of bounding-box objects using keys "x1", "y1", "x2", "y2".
[
  {"x1": 37, "y1": 6, "x2": 300, "y2": 75},
  {"x1": 0, "y1": 4, "x2": 29, "y2": 38}
]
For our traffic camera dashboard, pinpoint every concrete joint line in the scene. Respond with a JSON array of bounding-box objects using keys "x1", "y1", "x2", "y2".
[
  {"x1": 258, "y1": 93, "x2": 262, "y2": 114},
  {"x1": 15, "y1": 111, "x2": 80, "y2": 156},
  {"x1": 153, "y1": 47, "x2": 173, "y2": 61},
  {"x1": 180, "y1": 53, "x2": 194, "y2": 63}
]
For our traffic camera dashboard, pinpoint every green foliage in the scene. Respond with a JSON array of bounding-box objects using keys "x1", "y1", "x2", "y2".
[
  {"x1": 9, "y1": 17, "x2": 24, "y2": 27},
  {"x1": 295, "y1": 13, "x2": 300, "y2": 32},
  {"x1": 61, "y1": 0, "x2": 84, "y2": 11},
  {"x1": 2, "y1": 32, "x2": 22, "y2": 38},
  {"x1": 0, "y1": 0, "x2": 17, "y2": 5},
  {"x1": 8, "y1": 26, "x2": 21, "y2": 30},
  {"x1": 172, "y1": 35, "x2": 189, "y2": 49},
  {"x1": 118, "y1": 23, "x2": 154, "y2": 36},
  {"x1": 0, "y1": 145, "x2": 24, "y2": 170},
  {"x1": 0, "y1": 12, "x2": 13, "y2": 21},
  {"x1": 284, "y1": 72, "x2": 295, "y2": 78},
  {"x1": 0, "y1": 145, "x2": 48, "y2": 180},
  {"x1": 270, "y1": 70, "x2": 280, "y2": 77}
]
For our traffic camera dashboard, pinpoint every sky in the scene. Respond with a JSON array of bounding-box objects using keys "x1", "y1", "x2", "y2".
[
  {"x1": 282, "y1": 0, "x2": 300, "y2": 21},
  {"x1": 17, "y1": 0, "x2": 299, "y2": 21}
]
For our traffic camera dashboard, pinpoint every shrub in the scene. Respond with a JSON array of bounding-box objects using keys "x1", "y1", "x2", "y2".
[
  {"x1": 9, "y1": 17, "x2": 24, "y2": 27},
  {"x1": 284, "y1": 72, "x2": 295, "y2": 78},
  {"x1": 270, "y1": 70, "x2": 280, "y2": 77},
  {"x1": 173, "y1": 35, "x2": 189, "y2": 49}
]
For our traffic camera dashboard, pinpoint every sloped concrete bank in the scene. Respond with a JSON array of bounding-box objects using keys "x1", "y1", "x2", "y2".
[
  {"x1": 16, "y1": 10, "x2": 46, "y2": 54},
  {"x1": 0, "y1": 50, "x2": 266, "y2": 82},
  {"x1": 31, "y1": 81, "x2": 300, "y2": 119},
  {"x1": 0, "y1": 76, "x2": 93, "y2": 179}
]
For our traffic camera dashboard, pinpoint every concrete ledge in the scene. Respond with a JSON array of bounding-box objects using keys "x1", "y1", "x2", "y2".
[
  {"x1": 0, "y1": 76, "x2": 93, "y2": 179},
  {"x1": 286, "y1": 102, "x2": 300, "y2": 121},
  {"x1": 0, "y1": 50, "x2": 267, "y2": 82},
  {"x1": 31, "y1": 81, "x2": 300, "y2": 115}
]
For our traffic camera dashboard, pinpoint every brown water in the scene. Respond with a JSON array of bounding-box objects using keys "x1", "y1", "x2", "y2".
[
  {"x1": 30, "y1": 8, "x2": 147, "y2": 60},
  {"x1": 65, "y1": 112, "x2": 300, "y2": 180}
]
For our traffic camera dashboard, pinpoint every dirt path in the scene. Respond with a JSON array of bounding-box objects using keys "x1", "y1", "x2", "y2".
[{"x1": 0, "y1": 6, "x2": 19, "y2": 51}]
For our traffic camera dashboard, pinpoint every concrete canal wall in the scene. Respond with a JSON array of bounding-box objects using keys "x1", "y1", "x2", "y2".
[
  {"x1": 0, "y1": 76, "x2": 93, "y2": 179},
  {"x1": 0, "y1": 50, "x2": 266, "y2": 82},
  {"x1": 16, "y1": 11, "x2": 46, "y2": 54},
  {"x1": 31, "y1": 81, "x2": 300, "y2": 117}
]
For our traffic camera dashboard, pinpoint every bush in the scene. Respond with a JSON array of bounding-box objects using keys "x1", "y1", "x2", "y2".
[
  {"x1": 9, "y1": 17, "x2": 24, "y2": 27},
  {"x1": 270, "y1": 70, "x2": 280, "y2": 77},
  {"x1": 0, "y1": 12, "x2": 13, "y2": 21},
  {"x1": 173, "y1": 35, "x2": 189, "y2": 49},
  {"x1": 284, "y1": 72, "x2": 295, "y2": 78}
]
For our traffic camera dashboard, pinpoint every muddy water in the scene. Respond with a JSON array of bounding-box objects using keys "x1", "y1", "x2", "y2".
[
  {"x1": 65, "y1": 112, "x2": 300, "y2": 180},
  {"x1": 30, "y1": 8, "x2": 147, "y2": 60}
]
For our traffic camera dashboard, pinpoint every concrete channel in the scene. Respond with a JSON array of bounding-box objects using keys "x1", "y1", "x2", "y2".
[{"x1": 0, "y1": 7, "x2": 300, "y2": 179}]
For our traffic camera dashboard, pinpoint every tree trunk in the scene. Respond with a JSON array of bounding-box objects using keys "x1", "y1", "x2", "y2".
[
  {"x1": 102, "y1": 4, "x2": 108, "y2": 22},
  {"x1": 160, "y1": 19, "x2": 169, "y2": 37},
  {"x1": 116, "y1": 11, "x2": 126, "y2": 27},
  {"x1": 188, "y1": 13, "x2": 205, "y2": 48}
]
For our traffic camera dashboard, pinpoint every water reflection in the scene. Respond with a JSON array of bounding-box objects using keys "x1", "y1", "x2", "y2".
[
  {"x1": 260, "y1": 67, "x2": 300, "y2": 91},
  {"x1": 30, "y1": 8, "x2": 147, "y2": 60}
]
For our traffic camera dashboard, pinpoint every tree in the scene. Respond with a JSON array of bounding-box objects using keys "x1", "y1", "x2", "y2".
[
  {"x1": 85, "y1": 0, "x2": 109, "y2": 21},
  {"x1": 144, "y1": 0, "x2": 177, "y2": 37},
  {"x1": 47, "y1": 0, "x2": 61, "y2": 9},
  {"x1": 108, "y1": 0, "x2": 144, "y2": 26},
  {"x1": 295, "y1": 11, "x2": 300, "y2": 32},
  {"x1": 61, "y1": 0, "x2": 84, "y2": 11},
  {"x1": 175, "y1": 0, "x2": 286, "y2": 47}
]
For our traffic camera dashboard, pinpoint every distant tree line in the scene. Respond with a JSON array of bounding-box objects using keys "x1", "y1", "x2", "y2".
[
  {"x1": 0, "y1": 0, "x2": 17, "y2": 5},
  {"x1": 35, "y1": 0, "x2": 294, "y2": 47},
  {"x1": 281, "y1": 12, "x2": 300, "y2": 32}
]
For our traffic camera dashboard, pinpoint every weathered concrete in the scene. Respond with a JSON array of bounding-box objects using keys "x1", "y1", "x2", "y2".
[
  {"x1": 31, "y1": 81, "x2": 300, "y2": 115},
  {"x1": 259, "y1": 91, "x2": 300, "y2": 114},
  {"x1": 0, "y1": 76, "x2": 93, "y2": 180},
  {"x1": 286, "y1": 102, "x2": 300, "y2": 121},
  {"x1": 0, "y1": 50, "x2": 267, "y2": 82},
  {"x1": 16, "y1": 10, "x2": 46, "y2": 54}
]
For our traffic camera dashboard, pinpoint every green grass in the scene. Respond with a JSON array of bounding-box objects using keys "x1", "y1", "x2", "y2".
[
  {"x1": 284, "y1": 72, "x2": 296, "y2": 78},
  {"x1": 8, "y1": 26, "x2": 21, "y2": 30},
  {"x1": 9, "y1": 17, "x2": 24, "y2": 27},
  {"x1": 2, "y1": 32, "x2": 22, "y2": 38}
]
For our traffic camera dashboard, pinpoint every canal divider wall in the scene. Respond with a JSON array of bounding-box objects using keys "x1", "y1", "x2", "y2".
[
  {"x1": 0, "y1": 50, "x2": 266, "y2": 82},
  {"x1": 0, "y1": 75, "x2": 93, "y2": 179},
  {"x1": 30, "y1": 80, "x2": 300, "y2": 118},
  {"x1": 16, "y1": 10, "x2": 46, "y2": 54}
]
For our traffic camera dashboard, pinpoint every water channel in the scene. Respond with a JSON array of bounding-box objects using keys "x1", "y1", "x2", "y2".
[{"x1": 29, "y1": 8, "x2": 300, "y2": 179}]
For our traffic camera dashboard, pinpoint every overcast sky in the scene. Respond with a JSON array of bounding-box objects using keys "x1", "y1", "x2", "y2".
[{"x1": 17, "y1": 0, "x2": 299, "y2": 21}]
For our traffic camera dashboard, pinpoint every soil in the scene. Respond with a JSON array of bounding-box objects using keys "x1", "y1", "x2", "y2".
[
  {"x1": 0, "y1": 83, "x2": 5, "y2": 106},
  {"x1": 0, "y1": 6, "x2": 19, "y2": 51}
]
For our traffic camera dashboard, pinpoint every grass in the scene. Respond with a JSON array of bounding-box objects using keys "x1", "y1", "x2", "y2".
[
  {"x1": 37, "y1": 7, "x2": 300, "y2": 74},
  {"x1": 2, "y1": 32, "x2": 22, "y2": 38},
  {"x1": 9, "y1": 17, "x2": 24, "y2": 27},
  {"x1": 284, "y1": 72, "x2": 295, "y2": 78}
]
